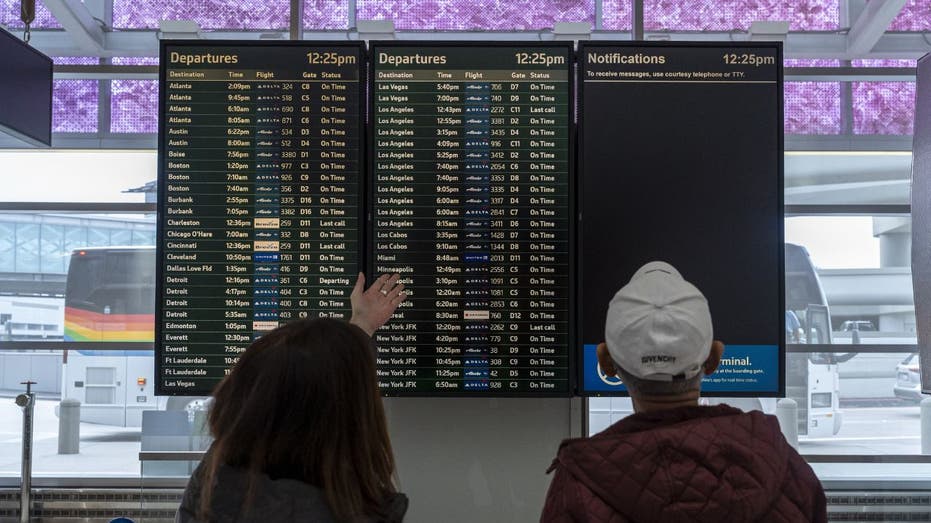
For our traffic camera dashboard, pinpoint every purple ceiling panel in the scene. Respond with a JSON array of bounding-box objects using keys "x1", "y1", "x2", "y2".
[
  {"x1": 111, "y1": 80, "x2": 158, "y2": 133},
  {"x1": 643, "y1": 0, "x2": 839, "y2": 31},
  {"x1": 784, "y1": 81, "x2": 841, "y2": 135},
  {"x1": 602, "y1": 0, "x2": 633, "y2": 29},
  {"x1": 303, "y1": 0, "x2": 348, "y2": 28},
  {"x1": 112, "y1": 56, "x2": 160, "y2": 65},
  {"x1": 53, "y1": 80, "x2": 97, "y2": 133},
  {"x1": 783, "y1": 58, "x2": 840, "y2": 67},
  {"x1": 113, "y1": 0, "x2": 289, "y2": 29},
  {"x1": 852, "y1": 58, "x2": 918, "y2": 68},
  {"x1": 53, "y1": 57, "x2": 99, "y2": 65},
  {"x1": 357, "y1": 0, "x2": 594, "y2": 30},
  {"x1": 890, "y1": 0, "x2": 931, "y2": 31},
  {"x1": 853, "y1": 82, "x2": 915, "y2": 135},
  {"x1": 1, "y1": 0, "x2": 60, "y2": 28}
]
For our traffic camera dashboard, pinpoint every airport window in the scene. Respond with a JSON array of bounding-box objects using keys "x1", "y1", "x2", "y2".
[
  {"x1": 52, "y1": 80, "x2": 98, "y2": 134},
  {"x1": 889, "y1": 0, "x2": 931, "y2": 31},
  {"x1": 112, "y1": 0, "x2": 292, "y2": 29},
  {"x1": 357, "y1": 0, "x2": 594, "y2": 30},
  {"x1": 0, "y1": 0, "x2": 59, "y2": 28},
  {"x1": 852, "y1": 81, "x2": 916, "y2": 135},
  {"x1": 785, "y1": 82, "x2": 842, "y2": 135},
  {"x1": 301, "y1": 0, "x2": 350, "y2": 28},
  {"x1": 111, "y1": 80, "x2": 159, "y2": 134},
  {"x1": 641, "y1": 0, "x2": 839, "y2": 31},
  {"x1": 0, "y1": 0, "x2": 927, "y2": 487},
  {"x1": 601, "y1": 0, "x2": 633, "y2": 29}
]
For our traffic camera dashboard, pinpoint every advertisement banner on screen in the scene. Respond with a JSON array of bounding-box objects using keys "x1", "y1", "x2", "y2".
[{"x1": 582, "y1": 344, "x2": 780, "y2": 394}]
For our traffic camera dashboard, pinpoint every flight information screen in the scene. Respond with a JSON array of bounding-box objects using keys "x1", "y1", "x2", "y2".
[
  {"x1": 578, "y1": 43, "x2": 784, "y2": 396},
  {"x1": 369, "y1": 43, "x2": 574, "y2": 396},
  {"x1": 156, "y1": 42, "x2": 363, "y2": 395}
]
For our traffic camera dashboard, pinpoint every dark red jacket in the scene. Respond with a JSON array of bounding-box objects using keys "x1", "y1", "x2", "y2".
[{"x1": 541, "y1": 404, "x2": 827, "y2": 523}]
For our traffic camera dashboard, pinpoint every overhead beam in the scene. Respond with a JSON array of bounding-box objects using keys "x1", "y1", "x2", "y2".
[
  {"x1": 42, "y1": 0, "x2": 106, "y2": 53},
  {"x1": 19, "y1": 29, "x2": 931, "y2": 60},
  {"x1": 785, "y1": 67, "x2": 915, "y2": 81},
  {"x1": 846, "y1": 0, "x2": 908, "y2": 57},
  {"x1": 54, "y1": 64, "x2": 159, "y2": 80}
]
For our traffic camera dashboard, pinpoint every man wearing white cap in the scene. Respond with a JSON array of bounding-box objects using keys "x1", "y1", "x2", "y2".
[{"x1": 541, "y1": 262, "x2": 826, "y2": 523}]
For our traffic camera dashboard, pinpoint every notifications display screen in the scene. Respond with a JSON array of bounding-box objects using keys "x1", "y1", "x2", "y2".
[
  {"x1": 578, "y1": 43, "x2": 784, "y2": 396},
  {"x1": 156, "y1": 42, "x2": 364, "y2": 395},
  {"x1": 369, "y1": 43, "x2": 574, "y2": 396}
]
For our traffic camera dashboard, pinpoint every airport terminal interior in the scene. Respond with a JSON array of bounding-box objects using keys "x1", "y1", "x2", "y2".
[{"x1": 1, "y1": 0, "x2": 931, "y2": 521}]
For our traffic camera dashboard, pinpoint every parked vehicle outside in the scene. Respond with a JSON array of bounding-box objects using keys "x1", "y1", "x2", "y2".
[{"x1": 894, "y1": 353, "x2": 926, "y2": 402}]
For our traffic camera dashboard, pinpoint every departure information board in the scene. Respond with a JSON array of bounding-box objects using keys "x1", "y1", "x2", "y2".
[
  {"x1": 156, "y1": 42, "x2": 364, "y2": 395},
  {"x1": 578, "y1": 43, "x2": 784, "y2": 396},
  {"x1": 369, "y1": 43, "x2": 574, "y2": 396}
]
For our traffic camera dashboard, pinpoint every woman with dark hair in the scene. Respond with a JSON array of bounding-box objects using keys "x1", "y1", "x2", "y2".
[{"x1": 177, "y1": 273, "x2": 408, "y2": 523}]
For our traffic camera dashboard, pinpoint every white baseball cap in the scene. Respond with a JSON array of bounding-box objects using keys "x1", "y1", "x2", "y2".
[{"x1": 604, "y1": 261, "x2": 713, "y2": 382}]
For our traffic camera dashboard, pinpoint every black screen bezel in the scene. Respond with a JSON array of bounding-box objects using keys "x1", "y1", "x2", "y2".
[
  {"x1": 576, "y1": 41, "x2": 786, "y2": 398},
  {"x1": 368, "y1": 41, "x2": 577, "y2": 398},
  {"x1": 155, "y1": 40, "x2": 367, "y2": 396}
]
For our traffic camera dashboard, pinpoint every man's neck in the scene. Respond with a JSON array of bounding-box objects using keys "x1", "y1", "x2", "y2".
[{"x1": 632, "y1": 391, "x2": 701, "y2": 413}]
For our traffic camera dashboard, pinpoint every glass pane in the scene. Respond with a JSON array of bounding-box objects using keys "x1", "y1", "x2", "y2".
[
  {"x1": 785, "y1": 152, "x2": 911, "y2": 206},
  {"x1": 643, "y1": 0, "x2": 839, "y2": 31},
  {"x1": 0, "y1": 222, "x2": 14, "y2": 272},
  {"x1": 0, "y1": 211, "x2": 159, "y2": 478},
  {"x1": 890, "y1": 0, "x2": 931, "y2": 31},
  {"x1": 111, "y1": 80, "x2": 159, "y2": 134},
  {"x1": 853, "y1": 58, "x2": 918, "y2": 68},
  {"x1": 785, "y1": 82, "x2": 841, "y2": 135},
  {"x1": 0, "y1": 0, "x2": 60, "y2": 28},
  {"x1": 302, "y1": 0, "x2": 349, "y2": 28},
  {"x1": 852, "y1": 82, "x2": 916, "y2": 136},
  {"x1": 15, "y1": 223, "x2": 39, "y2": 273},
  {"x1": 112, "y1": 57, "x2": 160, "y2": 66},
  {"x1": 53, "y1": 80, "x2": 98, "y2": 133},
  {"x1": 602, "y1": 0, "x2": 632, "y2": 29},
  {"x1": 786, "y1": 215, "x2": 915, "y2": 344},
  {"x1": 112, "y1": 0, "x2": 289, "y2": 29},
  {"x1": 0, "y1": 150, "x2": 155, "y2": 202},
  {"x1": 53, "y1": 57, "x2": 100, "y2": 65},
  {"x1": 39, "y1": 223, "x2": 66, "y2": 274},
  {"x1": 357, "y1": 0, "x2": 594, "y2": 30}
]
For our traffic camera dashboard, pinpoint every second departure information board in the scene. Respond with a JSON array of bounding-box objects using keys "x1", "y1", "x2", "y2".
[
  {"x1": 578, "y1": 42, "x2": 784, "y2": 397},
  {"x1": 369, "y1": 43, "x2": 574, "y2": 396},
  {"x1": 156, "y1": 42, "x2": 364, "y2": 395}
]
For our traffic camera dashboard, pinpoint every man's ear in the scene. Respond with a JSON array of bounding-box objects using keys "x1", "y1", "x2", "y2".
[
  {"x1": 596, "y1": 342, "x2": 618, "y2": 377},
  {"x1": 703, "y1": 340, "x2": 724, "y2": 375}
]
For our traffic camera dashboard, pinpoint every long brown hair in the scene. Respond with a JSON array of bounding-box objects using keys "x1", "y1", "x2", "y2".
[{"x1": 198, "y1": 318, "x2": 397, "y2": 521}]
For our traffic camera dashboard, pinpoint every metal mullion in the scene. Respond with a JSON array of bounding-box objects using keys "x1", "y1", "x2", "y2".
[
  {"x1": 842, "y1": 60, "x2": 854, "y2": 136},
  {"x1": 290, "y1": 0, "x2": 304, "y2": 40},
  {"x1": 785, "y1": 204, "x2": 911, "y2": 215},
  {"x1": 631, "y1": 0, "x2": 643, "y2": 40},
  {"x1": 0, "y1": 203, "x2": 156, "y2": 213},
  {"x1": 98, "y1": 57, "x2": 111, "y2": 136},
  {"x1": 787, "y1": 343, "x2": 918, "y2": 354},
  {"x1": 594, "y1": 0, "x2": 603, "y2": 31}
]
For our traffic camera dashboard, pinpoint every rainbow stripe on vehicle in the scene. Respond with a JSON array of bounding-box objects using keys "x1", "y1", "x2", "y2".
[{"x1": 63, "y1": 307, "x2": 154, "y2": 342}]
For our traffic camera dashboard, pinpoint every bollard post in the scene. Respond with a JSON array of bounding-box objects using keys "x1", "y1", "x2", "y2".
[
  {"x1": 15, "y1": 381, "x2": 36, "y2": 523},
  {"x1": 921, "y1": 397, "x2": 931, "y2": 455},
  {"x1": 58, "y1": 398, "x2": 81, "y2": 454},
  {"x1": 776, "y1": 398, "x2": 799, "y2": 450}
]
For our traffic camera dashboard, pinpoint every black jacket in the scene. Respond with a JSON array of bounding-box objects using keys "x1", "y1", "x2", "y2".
[{"x1": 177, "y1": 459, "x2": 408, "y2": 523}]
